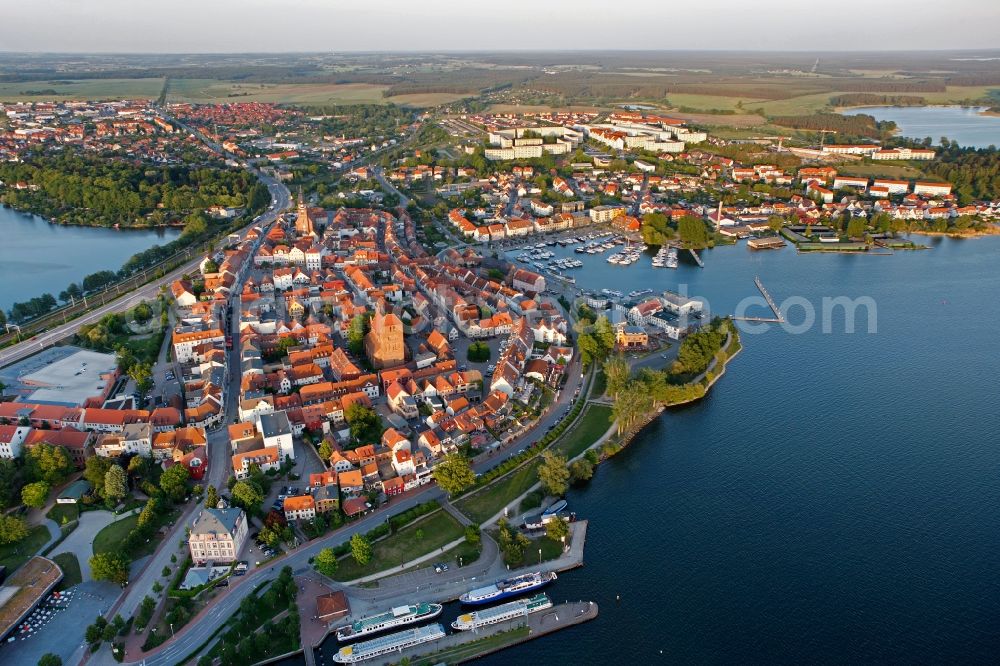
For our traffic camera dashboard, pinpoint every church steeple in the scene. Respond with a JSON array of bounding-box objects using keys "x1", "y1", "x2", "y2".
[{"x1": 295, "y1": 186, "x2": 314, "y2": 237}]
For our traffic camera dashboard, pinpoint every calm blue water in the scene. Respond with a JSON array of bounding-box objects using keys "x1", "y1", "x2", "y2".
[
  {"x1": 473, "y1": 236, "x2": 1000, "y2": 664},
  {"x1": 0, "y1": 205, "x2": 181, "y2": 311},
  {"x1": 841, "y1": 105, "x2": 1000, "y2": 148}
]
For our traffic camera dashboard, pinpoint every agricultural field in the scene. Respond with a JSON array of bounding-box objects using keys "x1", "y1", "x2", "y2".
[
  {"x1": 0, "y1": 78, "x2": 164, "y2": 102},
  {"x1": 666, "y1": 92, "x2": 766, "y2": 112},
  {"x1": 0, "y1": 77, "x2": 468, "y2": 108}
]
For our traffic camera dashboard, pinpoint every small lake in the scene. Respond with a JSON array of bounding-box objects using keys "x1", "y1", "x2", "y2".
[
  {"x1": 0, "y1": 205, "x2": 182, "y2": 311},
  {"x1": 840, "y1": 105, "x2": 1000, "y2": 148}
]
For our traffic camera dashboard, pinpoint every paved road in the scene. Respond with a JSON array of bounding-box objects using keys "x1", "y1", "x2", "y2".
[{"x1": 49, "y1": 510, "x2": 126, "y2": 581}]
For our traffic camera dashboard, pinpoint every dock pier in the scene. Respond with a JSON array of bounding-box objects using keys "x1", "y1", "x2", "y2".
[
  {"x1": 689, "y1": 248, "x2": 704, "y2": 267},
  {"x1": 732, "y1": 276, "x2": 785, "y2": 323},
  {"x1": 369, "y1": 601, "x2": 599, "y2": 666}
]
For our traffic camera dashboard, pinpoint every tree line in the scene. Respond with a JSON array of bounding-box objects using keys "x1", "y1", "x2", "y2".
[{"x1": 0, "y1": 150, "x2": 260, "y2": 227}]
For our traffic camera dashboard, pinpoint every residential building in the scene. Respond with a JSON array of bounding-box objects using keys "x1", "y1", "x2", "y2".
[{"x1": 188, "y1": 507, "x2": 248, "y2": 564}]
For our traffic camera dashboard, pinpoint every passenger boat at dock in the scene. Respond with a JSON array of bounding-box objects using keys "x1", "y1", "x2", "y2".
[
  {"x1": 452, "y1": 594, "x2": 553, "y2": 631},
  {"x1": 335, "y1": 602, "x2": 443, "y2": 642},
  {"x1": 333, "y1": 624, "x2": 446, "y2": 663},
  {"x1": 459, "y1": 571, "x2": 557, "y2": 605}
]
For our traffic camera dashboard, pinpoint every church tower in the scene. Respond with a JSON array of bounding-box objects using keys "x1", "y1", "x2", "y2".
[{"x1": 295, "y1": 188, "x2": 315, "y2": 238}]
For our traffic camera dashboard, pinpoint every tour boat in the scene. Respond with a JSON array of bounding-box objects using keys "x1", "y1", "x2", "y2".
[
  {"x1": 452, "y1": 594, "x2": 553, "y2": 631},
  {"x1": 333, "y1": 624, "x2": 446, "y2": 663},
  {"x1": 335, "y1": 602, "x2": 443, "y2": 642},
  {"x1": 459, "y1": 571, "x2": 557, "y2": 605}
]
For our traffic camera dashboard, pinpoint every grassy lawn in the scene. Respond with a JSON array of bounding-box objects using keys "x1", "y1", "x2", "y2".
[
  {"x1": 92, "y1": 514, "x2": 139, "y2": 556},
  {"x1": 529, "y1": 535, "x2": 565, "y2": 564},
  {"x1": 592, "y1": 370, "x2": 607, "y2": 397},
  {"x1": 553, "y1": 404, "x2": 614, "y2": 459},
  {"x1": 332, "y1": 510, "x2": 465, "y2": 581},
  {"x1": 47, "y1": 503, "x2": 80, "y2": 526},
  {"x1": 52, "y1": 552, "x2": 82, "y2": 589},
  {"x1": 840, "y1": 163, "x2": 926, "y2": 180},
  {"x1": 0, "y1": 525, "x2": 51, "y2": 572},
  {"x1": 454, "y1": 458, "x2": 542, "y2": 525}
]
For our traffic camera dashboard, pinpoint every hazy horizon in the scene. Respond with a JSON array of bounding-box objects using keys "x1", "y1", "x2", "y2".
[{"x1": 3, "y1": 0, "x2": 999, "y2": 53}]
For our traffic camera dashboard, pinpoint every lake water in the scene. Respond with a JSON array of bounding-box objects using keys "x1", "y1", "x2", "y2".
[
  {"x1": 468, "y1": 237, "x2": 1000, "y2": 663},
  {"x1": 841, "y1": 105, "x2": 1000, "y2": 148},
  {"x1": 0, "y1": 205, "x2": 181, "y2": 311}
]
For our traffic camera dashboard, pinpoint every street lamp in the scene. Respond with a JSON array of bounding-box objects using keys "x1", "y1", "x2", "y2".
[{"x1": 538, "y1": 548, "x2": 542, "y2": 564}]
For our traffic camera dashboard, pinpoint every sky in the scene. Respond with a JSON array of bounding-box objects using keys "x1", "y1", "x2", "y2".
[{"x1": 1, "y1": 0, "x2": 999, "y2": 53}]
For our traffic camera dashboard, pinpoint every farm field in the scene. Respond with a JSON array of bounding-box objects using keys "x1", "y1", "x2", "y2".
[
  {"x1": 0, "y1": 78, "x2": 164, "y2": 102},
  {"x1": 166, "y1": 79, "x2": 468, "y2": 107},
  {"x1": 666, "y1": 92, "x2": 766, "y2": 112}
]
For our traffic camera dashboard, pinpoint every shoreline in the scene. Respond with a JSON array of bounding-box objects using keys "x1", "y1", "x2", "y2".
[
  {"x1": 834, "y1": 103, "x2": 989, "y2": 113},
  {"x1": 910, "y1": 227, "x2": 1000, "y2": 239},
  {"x1": 1, "y1": 203, "x2": 185, "y2": 231}
]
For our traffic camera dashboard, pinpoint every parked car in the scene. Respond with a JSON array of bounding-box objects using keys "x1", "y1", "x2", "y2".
[{"x1": 433, "y1": 562, "x2": 449, "y2": 573}]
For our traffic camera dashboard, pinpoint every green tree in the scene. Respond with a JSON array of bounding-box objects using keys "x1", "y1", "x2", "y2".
[
  {"x1": 677, "y1": 214, "x2": 710, "y2": 248},
  {"x1": 432, "y1": 453, "x2": 476, "y2": 496},
  {"x1": 21, "y1": 480, "x2": 50, "y2": 509},
  {"x1": 25, "y1": 443, "x2": 73, "y2": 486},
  {"x1": 497, "y1": 518, "x2": 530, "y2": 566},
  {"x1": 38, "y1": 653, "x2": 63, "y2": 666},
  {"x1": 159, "y1": 464, "x2": 190, "y2": 502},
  {"x1": 205, "y1": 484, "x2": 219, "y2": 508},
  {"x1": 315, "y1": 547, "x2": 339, "y2": 577},
  {"x1": 347, "y1": 314, "x2": 370, "y2": 357},
  {"x1": 592, "y1": 316, "x2": 616, "y2": 361},
  {"x1": 345, "y1": 403, "x2": 382, "y2": 446},
  {"x1": 84, "y1": 456, "x2": 113, "y2": 498},
  {"x1": 128, "y1": 361, "x2": 154, "y2": 400},
  {"x1": 350, "y1": 533, "x2": 373, "y2": 566},
  {"x1": 569, "y1": 458, "x2": 594, "y2": 484},
  {"x1": 538, "y1": 451, "x2": 570, "y2": 497},
  {"x1": 464, "y1": 523, "x2": 481, "y2": 548},
  {"x1": 602, "y1": 354, "x2": 630, "y2": 399},
  {"x1": 90, "y1": 551, "x2": 130, "y2": 585},
  {"x1": 317, "y1": 439, "x2": 333, "y2": 462},
  {"x1": 0, "y1": 514, "x2": 29, "y2": 544},
  {"x1": 545, "y1": 516, "x2": 570, "y2": 542},
  {"x1": 577, "y1": 332, "x2": 599, "y2": 367},
  {"x1": 0, "y1": 459, "x2": 20, "y2": 510},
  {"x1": 132, "y1": 301, "x2": 153, "y2": 324},
  {"x1": 104, "y1": 464, "x2": 129, "y2": 503},
  {"x1": 127, "y1": 454, "x2": 149, "y2": 480},
  {"x1": 467, "y1": 342, "x2": 490, "y2": 363},
  {"x1": 846, "y1": 216, "x2": 867, "y2": 238},
  {"x1": 231, "y1": 480, "x2": 264, "y2": 515}
]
